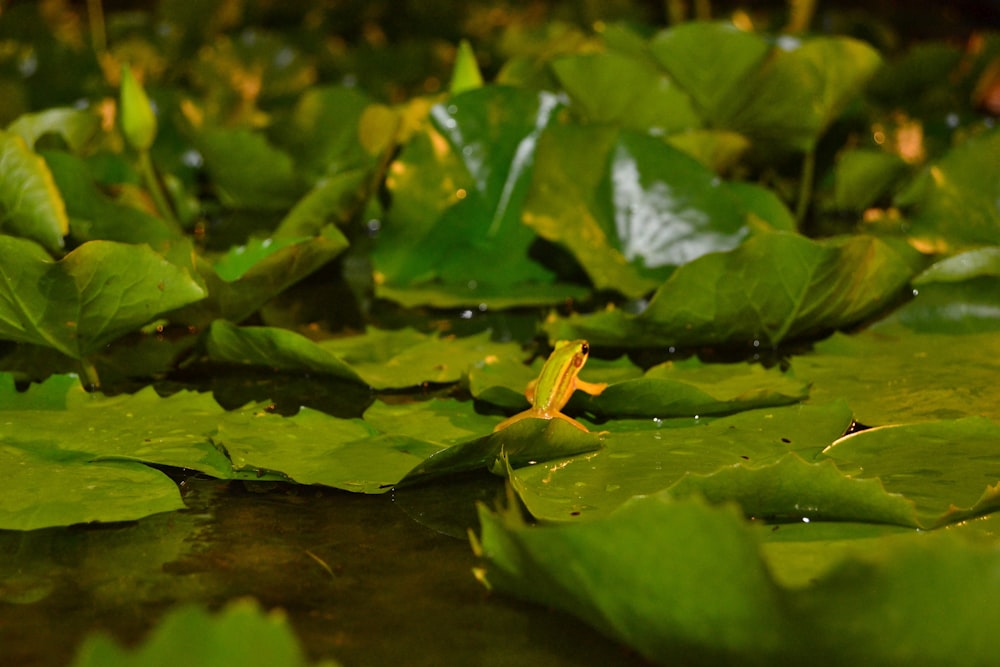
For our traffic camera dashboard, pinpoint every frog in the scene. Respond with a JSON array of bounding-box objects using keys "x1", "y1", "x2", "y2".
[{"x1": 493, "y1": 339, "x2": 608, "y2": 433}]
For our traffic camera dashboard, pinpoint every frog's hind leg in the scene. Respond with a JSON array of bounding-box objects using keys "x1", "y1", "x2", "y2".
[{"x1": 553, "y1": 412, "x2": 591, "y2": 432}]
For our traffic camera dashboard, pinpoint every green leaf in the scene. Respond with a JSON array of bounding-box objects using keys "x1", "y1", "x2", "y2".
[
  {"x1": 72, "y1": 599, "x2": 337, "y2": 667},
  {"x1": 43, "y1": 150, "x2": 180, "y2": 245},
  {"x1": 270, "y1": 85, "x2": 374, "y2": 181},
  {"x1": 0, "y1": 130, "x2": 68, "y2": 253},
  {"x1": 473, "y1": 494, "x2": 791, "y2": 664},
  {"x1": 205, "y1": 323, "x2": 523, "y2": 390},
  {"x1": 583, "y1": 359, "x2": 809, "y2": 418},
  {"x1": 192, "y1": 126, "x2": 306, "y2": 210},
  {"x1": 373, "y1": 86, "x2": 562, "y2": 301},
  {"x1": 176, "y1": 225, "x2": 347, "y2": 325},
  {"x1": 6, "y1": 107, "x2": 101, "y2": 153},
  {"x1": 668, "y1": 453, "x2": 919, "y2": 526},
  {"x1": 822, "y1": 417, "x2": 1000, "y2": 526},
  {"x1": 830, "y1": 148, "x2": 909, "y2": 211},
  {"x1": 450, "y1": 39, "x2": 484, "y2": 94},
  {"x1": 473, "y1": 492, "x2": 1000, "y2": 666},
  {"x1": 649, "y1": 21, "x2": 771, "y2": 126},
  {"x1": 204, "y1": 320, "x2": 366, "y2": 384},
  {"x1": 793, "y1": 328, "x2": 1000, "y2": 424},
  {"x1": 523, "y1": 125, "x2": 752, "y2": 298},
  {"x1": 469, "y1": 352, "x2": 807, "y2": 418},
  {"x1": 550, "y1": 51, "x2": 700, "y2": 132},
  {"x1": 727, "y1": 36, "x2": 882, "y2": 151},
  {"x1": 896, "y1": 128, "x2": 1000, "y2": 249},
  {"x1": 273, "y1": 169, "x2": 369, "y2": 239},
  {"x1": 0, "y1": 236, "x2": 206, "y2": 360},
  {"x1": 546, "y1": 232, "x2": 919, "y2": 347},
  {"x1": 510, "y1": 401, "x2": 854, "y2": 522},
  {"x1": 0, "y1": 443, "x2": 183, "y2": 531}
]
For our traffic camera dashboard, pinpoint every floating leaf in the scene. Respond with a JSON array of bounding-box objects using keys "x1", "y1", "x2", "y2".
[
  {"x1": 822, "y1": 417, "x2": 1000, "y2": 526},
  {"x1": 72, "y1": 599, "x2": 337, "y2": 667},
  {"x1": 0, "y1": 442, "x2": 183, "y2": 531},
  {"x1": 793, "y1": 327, "x2": 1000, "y2": 424},
  {"x1": 204, "y1": 320, "x2": 366, "y2": 385},
  {"x1": 668, "y1": 454, "x2": 919, "y2": 526},
  {"x1": 0, "y1": 130, "x2": 68, "y2": 253},
  {"x1": 0, "y1": 236, "x2": 206, "y2": 360},
  {"x1": 511, "y1": 402, "x2": 854, "y2": 522},
  {"x1": 473, "y1": 492, "x2": 1000, "y2": 666}
]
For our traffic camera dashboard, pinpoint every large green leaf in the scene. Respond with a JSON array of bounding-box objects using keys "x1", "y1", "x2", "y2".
[
  {"x1": 510, "y1": 401, "x2": 854, "y2": 522},
  {"x1": 0, "y1": 236, "x2": 206, "y2": 360},
  {"x1": 896, "y1": 128, "x2": 1000, "y2": 249},
  {"x1": 550, "y1": 51, "x2": 700, "y2": 132},
  {"x1": 523, "y1": 126, "x2": 752, "y2": 297},
  {"x1": 792, "y1": 328, "x2": 1000, "y2": 425},
  {"x1": 546, "y1": 232, "x2": 919, "y2": 348},
  {"x1": 72, "y1": 599, "x2": 338, "y2": 667},
  {"x1": 0, "y1": 130, "x2": 68, "y2": 253},
  {"x1": 649, "y1": 21, "x2": 771, "y2": 126},
  {"x1": 726, "y1": 36, "x2": 882, "y2": 151},
  {"x1": 0, "y1": 442, "x2": 184, "y2": 531},
  {"x1": 373, "y1": 86, "x2": 569, "y2": 304},
  {"x1": 822, "y1": 417, "x2": 1000, "y2": 526},
  {"x1": 473, "y1": 493, "x2": 1000, "y2": 666},
  {"x1": 205, "y1": 324, "x2": 523, "y2": 390}
]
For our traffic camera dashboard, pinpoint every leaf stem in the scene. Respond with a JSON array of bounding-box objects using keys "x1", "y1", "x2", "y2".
[
  {"x1": 138, "y1": 150, "x2": 183, "y2": 235},
  {"x1": 79, "y1": 358, "x2": 101, "y2": 391},
  {"x1": 795, "y1": 149, "x2": 816, "y2": 230}
]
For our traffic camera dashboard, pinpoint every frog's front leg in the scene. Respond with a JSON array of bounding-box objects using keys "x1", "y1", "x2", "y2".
[{"x1": 575, "y1": 379, "x2": 608, "y2": 396}]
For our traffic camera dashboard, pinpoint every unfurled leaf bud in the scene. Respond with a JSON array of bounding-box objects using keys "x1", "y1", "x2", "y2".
[{"x1": 119, "y1": 64, "x2": 157, "y2": 151}]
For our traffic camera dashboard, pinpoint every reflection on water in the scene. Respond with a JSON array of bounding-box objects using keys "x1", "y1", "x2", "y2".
[{"x1": 0, "y1": 475, "x2": 646, "y2": 666}]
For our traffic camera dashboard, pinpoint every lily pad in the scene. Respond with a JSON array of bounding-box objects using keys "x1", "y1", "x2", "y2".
[
  {"x1": 510, "y1": 401, "x2": 854, "y2": 522},
  {"x1": 822, "y1": 417, "x2": 1000, "y2": 527},
  {"x1": 473, "y1": 492, "x2": 1000, "y2": 666},
  {"x1": 792, "y1": 328, "x2": 1000, "y2": 424},
  {"x1": 0, "y1": 442, "x2": 184, "y2": 531}
]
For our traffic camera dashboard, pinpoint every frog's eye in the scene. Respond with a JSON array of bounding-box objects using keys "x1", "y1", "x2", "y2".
[{"x1": 580, "y1": 341, "x2": 589, "y2": 355}]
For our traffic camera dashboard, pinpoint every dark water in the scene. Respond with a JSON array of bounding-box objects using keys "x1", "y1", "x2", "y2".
[{"x1": 0, "y1": 474, "x2": 648, "y2": 666}]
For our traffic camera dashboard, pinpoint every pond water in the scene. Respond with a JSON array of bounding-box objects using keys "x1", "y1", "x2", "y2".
[{"x1": 0, "y1": 473, "x2": 649, "y2": 666}]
